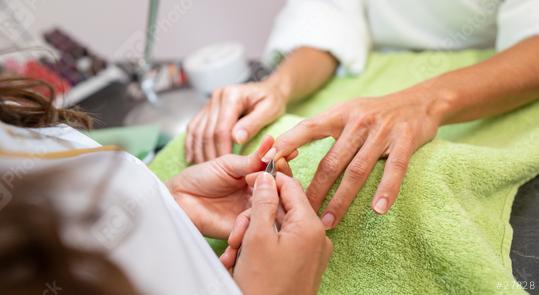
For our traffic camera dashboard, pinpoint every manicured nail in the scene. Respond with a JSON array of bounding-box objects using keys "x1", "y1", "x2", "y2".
[
  {"x1": 255, "y1": 172, "x2": 274, "y2": 189},
  {"x1": 234, "y1": 129, "x2": 248, "y2": 144},
  {"x1": 374, "y1": 197, "x2": 388, "y2": 214},
  {"x1": 321, "y1": 213, "x2": 335, "y2": 229},
  {"x1": 261, "y1": 147, "x2": 276, "y2": 163}
]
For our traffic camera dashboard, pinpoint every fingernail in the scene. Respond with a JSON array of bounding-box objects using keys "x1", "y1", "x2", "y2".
[
  {"x1": 321, "y1": 213, "x2": 335, "y2": 229},
  {"x1": 374, "y1": 197, "x2": 388, "y2": 214},
  {"x1": 234, "y1": 129, "x2": 248, "y2": 144},
  {"x1": 261, "y1": 147, "x2": 276, "y2": 163},
  {"x1": 255, "y1": 172, "x2": 274, "y2": 189}
]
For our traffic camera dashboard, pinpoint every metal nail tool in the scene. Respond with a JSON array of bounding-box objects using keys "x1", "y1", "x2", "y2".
[{"x1": 265, "y1": 159, "x2": 276, "y2": 177}]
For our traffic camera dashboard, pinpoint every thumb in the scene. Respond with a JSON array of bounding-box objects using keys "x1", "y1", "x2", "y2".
[
  {"x1": 248, "y1": 172, "x2": 279, "y2": 237},
  {"x1": 233, "y1": 100, "x2": 280, "y2": 145}
]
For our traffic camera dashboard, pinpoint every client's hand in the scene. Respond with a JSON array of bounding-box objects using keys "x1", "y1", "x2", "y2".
[
  {"x1": 185, "y1": 81, "x2": 288, "y2": 163},
  {"x1": 221, "y1": 173, "x2": 333, "y2": 295},
  {"x1": 167, "y1": 136, "x2": 293, "y2": 239},
  {"x1": 265, "y1": 91, "x2": 441, "y2": 228}
]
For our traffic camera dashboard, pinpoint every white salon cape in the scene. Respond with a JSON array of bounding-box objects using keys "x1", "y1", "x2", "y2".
[
  {"x1": 264, "y1": 0, "x2": 539, "y2": 74},
  {"x1": 0, "y1": 122, "x2": 242, "y2": 295}
]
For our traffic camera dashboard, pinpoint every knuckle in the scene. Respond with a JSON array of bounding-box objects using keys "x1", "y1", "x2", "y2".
[
  {"x1": 223, "y1": 86, "x2": 242, "y2": 101},
  {"x1": 347, "y1": 160, "x2": 369, "y2": 182},
  {"x1": 306, "y1": 192, "x2": 319, "y2": 206},
  {"x1": 400, "y1": 126, "x2": 415, "y2": 146},
  {"x1": 220, "y1": 87, "x2": 230, "y2": 97},
  {"x1": 350, "y1": 116, "x2": 368, "y2": 130},
  {"x1": 253, "y1": 195, "x2": 278, "y2": 207},
  {"x1": 202, "y1": 131, "x2": 214, "y2": 142},
  {"x1": 329, "y1": 196, "x2": 347, "y2": 213},
  {"x1": 356, "y1": 113, "x2": 376, "y2": 126},
  {"x1": 299, "y1": 119, "x2": 318, "y2": 130},
  {"x1": 389, "y1": 158, "x2": 409, "y2": 172},
  {"x1": 276, "y1": 137, "x2": 293, "y2": 150},
  {"x1": 399, "y1": 122, "x2": 413, "y2": 134},
  {"x1": 320, "y1": 154, "x2": 341, "y2": 175}
]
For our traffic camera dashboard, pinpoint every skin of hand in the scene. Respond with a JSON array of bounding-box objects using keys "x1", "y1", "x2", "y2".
[
  {"x1": 262, "y1": 36, "x2": 539, "y2": 229},
  {"x1": 263, "y1": 92, "x2": 440, "y2": 229},
  {"x1": 221, "y1": 172, "x2": 333, "y2": 295},
  {"x1": 185, "y1": 82, "x2": 287, "y2": 164},
  {"x1": 185, "y1": 47, "x2": 337, "y2": 164},
  {"x1": 166, "y1": 136, "x2": 295, "y2": 239}
]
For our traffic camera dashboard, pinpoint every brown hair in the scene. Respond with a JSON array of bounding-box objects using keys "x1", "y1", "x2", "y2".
[
  {"x1": 0, "y1": 78, "x2": 138, "y2": 294},
  {"x1": 0, "y1": 77, "x2": 92, "y2": 129},
  {"x1": 0, "y1": 179, "x2": 138, "y2": 295}
]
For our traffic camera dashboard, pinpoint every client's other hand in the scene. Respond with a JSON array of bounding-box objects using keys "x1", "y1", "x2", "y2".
[
  {"x1": 185, "y1": 81, "x2": 287, "y2": 163},
  {"x1": 221, "y1": 173, "x2": 333, "y2": 295},
  {"x1": 167, "y1": 136, "x2": 293, "y2": 240}
]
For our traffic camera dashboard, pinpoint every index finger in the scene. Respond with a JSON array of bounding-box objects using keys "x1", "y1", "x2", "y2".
[
  {"x1": 275, "y1": 173, "x2": 316, "y2": 218},
  {"x1": 266, "y1": 116, "x2": 335, "y2": 161}
]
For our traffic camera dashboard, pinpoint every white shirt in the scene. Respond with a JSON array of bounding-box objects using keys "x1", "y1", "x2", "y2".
[
  {"x1": 264, "y1": 0, "x2": 539, "y2": 74},
  {"x1": 0, "y1": 122, "x2": 242, "y2": 295}
]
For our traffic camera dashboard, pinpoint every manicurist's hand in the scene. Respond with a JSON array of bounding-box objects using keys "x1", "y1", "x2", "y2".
[
  {"x1": 185, "y1": 81, "x2": 288, "y2": 164},
  {"x1": 265, "y1": 89, "x2": 443, "y2": 228},
  {"x1": 167, "y1": 136, "x2": 294, "y2": 239},
  {"x1": 222, "y1": 172, "x2": 332, "y2": 295}
]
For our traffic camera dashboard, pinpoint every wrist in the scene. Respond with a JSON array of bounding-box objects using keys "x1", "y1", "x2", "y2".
[
  {"x1": 263, "y1": 72, "x2": 294, "y2": 103},
  {"x1": 408, "y1": 79, "x2": 461, "y2": 127}
]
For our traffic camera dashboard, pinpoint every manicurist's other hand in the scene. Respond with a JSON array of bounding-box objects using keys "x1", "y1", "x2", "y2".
[
  {"x1": 185, "y1": 81, "x2": 288, "y2": 164},
  {"x1": 265, "y1": 89, "x2": 443, "y2": 228},
  {"x1": 222, "y1": 172, "x2": 332, "y2": 295},
  {"x1": 167, "y1": 136, "x2": 293, "y2": 239}
]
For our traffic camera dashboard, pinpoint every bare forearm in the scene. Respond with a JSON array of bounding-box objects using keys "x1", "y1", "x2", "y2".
[
  {"x1": 264, "y1": 47, "x2": 338, "y2": 103},
  {"x1": 417, "y1": 36, "x2": 539, "y2": 125}
]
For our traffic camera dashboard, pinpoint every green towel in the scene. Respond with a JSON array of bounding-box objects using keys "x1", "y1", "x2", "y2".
[{"x1": 149, "y1": 50, "x2": 539, "y2": 294}]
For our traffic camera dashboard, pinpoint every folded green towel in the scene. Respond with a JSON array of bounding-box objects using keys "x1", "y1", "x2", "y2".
[{"x1": 149, "y1": 50, "x2": 539, "y2": 294}]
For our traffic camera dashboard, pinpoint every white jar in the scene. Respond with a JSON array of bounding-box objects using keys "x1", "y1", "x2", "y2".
[{"x1": 184, "y1": 42, "x2": 250, "y2": 95}]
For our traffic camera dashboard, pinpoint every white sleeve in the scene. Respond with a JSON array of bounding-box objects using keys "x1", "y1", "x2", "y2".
[
  {"x1": 263, "y1": 0, "x2": 371, "y2": 75},
  {"x1": 496, "y1": 0, "x2": 539, "y2": 51}
]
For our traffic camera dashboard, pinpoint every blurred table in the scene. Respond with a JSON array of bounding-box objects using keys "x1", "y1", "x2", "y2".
[
  {"x1": 78, "y1": 80, "x2": 140, "y2": 128},
  {"x1": 77, "y1": 61, "x2": 270, "y2": 129}
]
